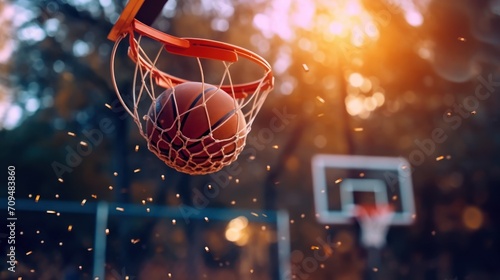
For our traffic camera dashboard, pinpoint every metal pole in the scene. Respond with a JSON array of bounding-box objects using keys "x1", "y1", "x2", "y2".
[{"x1": 93, "y1": 202, "x2": 109, "y2": 279}]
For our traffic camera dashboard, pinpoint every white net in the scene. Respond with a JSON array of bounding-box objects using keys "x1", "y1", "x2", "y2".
[
  {"x1": 355, "y1": 205, "x2": 394, "y2": 249},
  {"x1": 110, "y1": 32, "x2": 273, "y2": 175}
]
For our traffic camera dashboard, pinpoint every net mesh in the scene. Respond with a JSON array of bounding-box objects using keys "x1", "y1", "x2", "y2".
[
  {"x1": 111, "y1": 32, "x2": 272, "y2": 175},
  {"x1": 354, "y1": 205, "x2": 394, "y2": 248}
]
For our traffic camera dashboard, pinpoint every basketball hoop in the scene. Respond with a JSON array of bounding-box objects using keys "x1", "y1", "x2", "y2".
[
  {"x1": 354, "y1": 204, "x2": 394, "y2": 249},
  {"x1": 108, "y1": 7, "x2": 274, "y2": 175}
]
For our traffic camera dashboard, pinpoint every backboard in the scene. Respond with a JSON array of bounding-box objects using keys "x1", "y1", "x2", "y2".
[
  {"x1": 311, "y1": 154, "x2": 416, "y2": 226},
  {"x1": 108, "y1": 0, "x2": 169, "y2": 41}
]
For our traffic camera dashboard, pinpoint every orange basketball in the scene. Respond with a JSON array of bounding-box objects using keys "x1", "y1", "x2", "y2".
[{"x1": 146, "y1": 82, "x2": 247, "y2": 174}]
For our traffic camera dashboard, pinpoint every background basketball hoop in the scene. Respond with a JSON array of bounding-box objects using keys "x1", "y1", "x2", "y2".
[
  {"x1": 354, "y1": 204, "x2": 395, "y2": 249},
  {"x1": 108, "y1": 2, "x2": 274, "y2": 175}
]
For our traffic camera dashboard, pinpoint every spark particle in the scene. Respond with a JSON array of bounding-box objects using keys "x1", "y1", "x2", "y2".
[
  {"x1": 68, "y1": 225, "x2": 73, "y2": 232},
  {"x1": 116, "y1": 207, "x2": 125, "y2": 212},
  {"x1": 302, "y1": 63, "x2": 309, "y2": 72},
  {"x1": 311, "y1": 246, "x2": 320, "y2": 250},
  {"x1": 316, "y1": 96, "x2": 325, "y2": 103},
  {"x1": 26, "y1": 251, "x2": 33, "y2": 255},
  {"x1": 135, "y1": 145, "x2": 139, "y2": 152},
  {"x1": 436, "y1": 155, "x2": 445, "y2": 161},
  {"x1": 35, "y1": 195, "x2": 40, "y2": 202},
  {"x1": 81, "y1": 199, "x2": 87, "y2": 206},
  {"x1": 67, "y1": 132, "x2": 76, "y2": 137},
  {"x1": 335, "y1": 178, "x2": 343, "y2": 184},
  {"x1": 79, "y1": 141, "x2": 88, "y2": 147},
  {"x1": 105, "y1": 103, "x2": 112, "y2": 109},
  {"x1": 205, "y1": 246, "x2": 210, "y2": 252},
  {"x1": 134, "y1": 168, "x2": 141, "y2": 173},
  {"x1": 354, "y1": 127, "x2": 364, "y2": 132},
  {"x1": 251, "y1": 212, "x2": 259, "y2": 217}
]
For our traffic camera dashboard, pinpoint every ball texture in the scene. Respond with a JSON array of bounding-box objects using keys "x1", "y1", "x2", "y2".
[{"x1": 146, "y1": 82, "x2": 247, "y2": 174}]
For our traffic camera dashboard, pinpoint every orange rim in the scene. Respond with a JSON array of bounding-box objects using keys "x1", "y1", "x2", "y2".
[{"x1": 123, "y1": 19, "x2": 274, "y2": 99}]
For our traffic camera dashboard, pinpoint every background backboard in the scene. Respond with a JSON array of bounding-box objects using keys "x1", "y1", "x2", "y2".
[{"x1": 312, "y1": 154, "x2": 416, "y2": 226}]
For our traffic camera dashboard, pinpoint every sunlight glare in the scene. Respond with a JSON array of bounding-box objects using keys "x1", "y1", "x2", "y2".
[
  {"x1": 253, "y1": 0, "x2": 379, "y2": 44},
  {"x1": 405, "y1": 10, "x2": 423, "y2": 27}
]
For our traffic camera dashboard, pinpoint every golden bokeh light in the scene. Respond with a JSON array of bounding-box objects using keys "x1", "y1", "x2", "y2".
[
  {"x1": 349, "y1": 72, "x2": 364, "y2": 87},
  {"x1": 225, "y1": 216, "x2": 250, "y2": 246},
  {"x1": 462, "y1": 206, "x2": 484, "y2": 230}
]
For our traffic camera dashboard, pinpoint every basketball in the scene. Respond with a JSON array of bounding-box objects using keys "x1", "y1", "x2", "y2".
[{"x1": 146, "y1": 82, "x2": 247, "y2": 174}]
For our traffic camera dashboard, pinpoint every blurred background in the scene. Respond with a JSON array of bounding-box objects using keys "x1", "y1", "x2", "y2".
[{"x1": 1, "y1": 0, "x2": 500, "y2": 279}]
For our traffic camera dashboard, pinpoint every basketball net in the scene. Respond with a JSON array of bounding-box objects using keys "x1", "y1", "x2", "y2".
[
  {"x1": 354, "y1": 205, "x2": 394, "y2": 249},
  {"x1": 109, "y1": 20, "x2": 274, "y2": 175}
]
